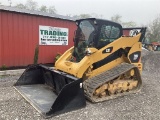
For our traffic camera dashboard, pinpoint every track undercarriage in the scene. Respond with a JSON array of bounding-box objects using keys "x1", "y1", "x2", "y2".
[{"x1": 83, "y1": 63, "x2": 142, "y2": 102}]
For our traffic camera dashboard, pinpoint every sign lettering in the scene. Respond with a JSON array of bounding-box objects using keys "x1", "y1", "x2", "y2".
[{"x1": 39, "y1": 25, "x2": 69, "y2": 45}]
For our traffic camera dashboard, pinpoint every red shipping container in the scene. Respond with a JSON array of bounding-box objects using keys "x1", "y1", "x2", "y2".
[{"x1": 0, "y1": 6, "x2": 76, "y2": 67}]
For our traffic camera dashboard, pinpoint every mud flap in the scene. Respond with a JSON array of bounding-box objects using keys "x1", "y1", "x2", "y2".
[{"x1": 14, "y1": 64, "x2": 86, "y2": 118}]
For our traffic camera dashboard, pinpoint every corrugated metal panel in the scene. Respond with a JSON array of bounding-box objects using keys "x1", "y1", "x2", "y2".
[
  {"x1": 0, "y1": 11, "x2": 76, "y2": 67},
  {"x1": 123, "y1": 30, "x2": 130, "y2": 36}
]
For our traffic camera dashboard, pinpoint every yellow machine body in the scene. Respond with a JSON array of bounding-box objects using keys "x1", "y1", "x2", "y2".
[{"x1": 55, "y1": 34, "x2": 142, "y2": 79}]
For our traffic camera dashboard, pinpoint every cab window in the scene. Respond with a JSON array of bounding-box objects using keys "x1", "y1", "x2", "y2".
[{"x1": 98, "y1": 25, "x2": 120, "y2": 48}]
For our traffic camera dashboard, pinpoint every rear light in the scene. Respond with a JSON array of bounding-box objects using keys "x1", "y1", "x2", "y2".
[{"x1": 137, "y1": 63, "x2": 142, "y2": 70}]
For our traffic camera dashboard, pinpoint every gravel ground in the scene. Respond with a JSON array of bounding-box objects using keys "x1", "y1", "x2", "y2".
[{"x1": 0, "y1": 52, "x2": 160, "y2": 120}]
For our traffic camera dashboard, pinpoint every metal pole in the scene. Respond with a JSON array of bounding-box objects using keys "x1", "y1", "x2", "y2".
[{"x1": 8, "y1": 0, "x2": 12, "y2": 7}]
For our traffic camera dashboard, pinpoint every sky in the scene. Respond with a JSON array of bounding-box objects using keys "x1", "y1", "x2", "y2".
[{"x1": 0, "y1": 0, "x2": 160, "y2": 25}]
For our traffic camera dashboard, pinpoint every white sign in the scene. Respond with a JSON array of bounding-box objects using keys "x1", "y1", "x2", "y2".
[
  {"x1": 129, "y1": 29, "x2": 140, "y2": 36},
  {"x1": 39, "y1": 25, "x2": 69, "y2": 45}
]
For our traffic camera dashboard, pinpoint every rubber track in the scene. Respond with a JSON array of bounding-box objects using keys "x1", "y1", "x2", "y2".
[{"x1": 83, "y1": 63, "x2": 142, "y2": 102}]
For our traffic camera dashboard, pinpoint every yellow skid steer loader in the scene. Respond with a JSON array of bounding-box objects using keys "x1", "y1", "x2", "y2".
[{"x1": 14, "y1": 18, "x2": 146, "y2": 118}]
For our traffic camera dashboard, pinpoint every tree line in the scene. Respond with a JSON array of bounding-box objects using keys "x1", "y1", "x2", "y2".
[
  {"x1": 15, "y1": 0, "x2": 56, "y2": 14},
  {"x1": 7, "y1": 0, "x2": 159, "y2": 43},
  {"x1": 146, "y1": 15, "x2": 160, "y2": 43}
]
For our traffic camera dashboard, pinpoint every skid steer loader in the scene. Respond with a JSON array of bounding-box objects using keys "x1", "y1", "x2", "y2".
[{"x1": 14, "y1": 18, "x2": 146, "y2": 118}]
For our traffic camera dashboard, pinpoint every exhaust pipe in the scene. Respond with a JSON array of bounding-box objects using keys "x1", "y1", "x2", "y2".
[{"x1": 14, "y1": 64, "x2": 86, "y2": 118}]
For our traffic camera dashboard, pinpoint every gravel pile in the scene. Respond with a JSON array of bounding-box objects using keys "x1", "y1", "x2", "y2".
[
  {"x1": 0, "y1": 51, "x2": 160, "y2": 120},
  {"x1": 141, "y1": 48, "x2": 150, "y2": 57},
  {"x1": 142, "y1": 51, "x2": 160, "y2": 72}
]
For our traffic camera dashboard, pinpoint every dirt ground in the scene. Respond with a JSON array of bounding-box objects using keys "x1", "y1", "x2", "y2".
[{"x1": 0, "y1": 51, "x2": 160, "y2": 120}]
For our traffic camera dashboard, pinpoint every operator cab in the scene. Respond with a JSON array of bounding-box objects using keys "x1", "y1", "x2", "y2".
[{"x1": 72, "y1": 18, "x2": 123, "y2": 62}]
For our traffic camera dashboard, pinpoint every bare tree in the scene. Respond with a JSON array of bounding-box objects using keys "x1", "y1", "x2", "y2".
[
  {"x1": 146, "y1": 15, "x2": 160, "y2": 42},
  {"x1": 72, "y1": 15, "x2": 79, "y2": 20},
  {"x1": 111, "y1": 14, "x2": 122, "y2": 24},
  {"x1": 48, "y1": 6, "x2": 56, "y2": 14},
  {"x1": 91, "y1": 13, "x2": 103, "y2": 19},
  {"x1": 39, "y1": 5, "x2": 47, "y2": 12},
  {"x1": 15, "y1": 3, "x2": 27, "y2": 9},
  {"x1": 78, "y1": 14, "x2": 92, "y2": 19},
  {"x1": 15, "y1": 1, "x2": 57, "y2": 14},
  {"x1": 122, "y1": 21, "x2": 137, "y2": 27},
  {"x1": 25, "y1": 0, "x2": 38, "y2": 10},
  {"x1": 72, "y1": 14, "x2": 92, "y2": 19},
  {"x1": 111, "y1": 14, "x2": 137, "y2": 28}
]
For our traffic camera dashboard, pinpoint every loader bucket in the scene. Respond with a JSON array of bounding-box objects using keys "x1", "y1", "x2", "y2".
[{"x1": 14, "y1": 64, "x2": 86, "y2": 118}]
